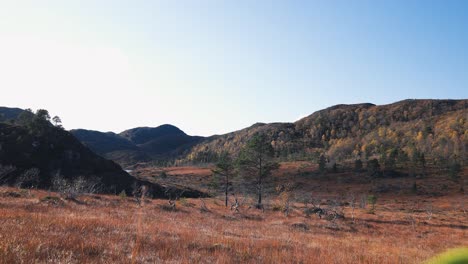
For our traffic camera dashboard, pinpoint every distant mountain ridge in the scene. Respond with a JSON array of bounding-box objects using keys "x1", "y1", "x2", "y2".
[
  {"x1": 4, "y1": 99, "x2": 464, "y2": 168},
  {"x1": 71, "y1": 124, "x2": 204, "y2": 166},
  {"x1": 69, "y1": 99, "x2": 467, "y2": 167}
]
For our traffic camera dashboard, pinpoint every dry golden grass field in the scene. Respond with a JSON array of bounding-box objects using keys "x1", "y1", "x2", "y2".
[{"x1": 0, "y1": 163, "x2": 467, "y2": 263}]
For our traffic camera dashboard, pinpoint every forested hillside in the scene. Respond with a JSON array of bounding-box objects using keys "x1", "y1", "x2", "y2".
[{"x1": 182, "y1": 99, "x2": 467, "y2": 170}]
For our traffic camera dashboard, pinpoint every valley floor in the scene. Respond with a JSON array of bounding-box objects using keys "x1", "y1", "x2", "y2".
[{"x1": 0, "y1": 186, "x2": 466, "y2": 263}]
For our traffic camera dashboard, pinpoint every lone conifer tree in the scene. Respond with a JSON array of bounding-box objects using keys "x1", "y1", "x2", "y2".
[
  {"x1": 237, "y1": 134, "x2": 279, "y2": 209},
  {"x1": 212, "y1": 152, "x2": 235, "y2": 207}
]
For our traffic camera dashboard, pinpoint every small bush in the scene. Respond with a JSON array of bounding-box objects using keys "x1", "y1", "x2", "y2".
[
  {"x1": 272, "y1": 204, "x2": 282, "y2": 211},
  {"x1": 179, "y1": 197, "x2": 188, "y2": 206},
  {"x1": 290, "y1": 222, "x2": 310, "y2": 231},
  {"x1": 367, "y1": 195, "x2": 377, "y2": 213}
]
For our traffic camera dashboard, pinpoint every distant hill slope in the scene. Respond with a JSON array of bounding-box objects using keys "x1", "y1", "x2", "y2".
[
  {"x1": 0, "y1": 122, "x2": 140, "y2": 194},
  {"x1": 181, "y1": 99, "x2": 467, "y2": 165},
  {"x1": 70, "y1": 129, "x2": 150, "y2": 166},
  {"x1": 64, "y1": 99, "x2": 468, "y2": 167},
  {"x1": 120, "y1": 125, "x2": 186, "y2": 144},
  {"x1": 120, "y1": 125, "x2": 204, "y2": 157},
  {"x1": 71, "y1": 124, "x2": 204, "y2": 166},
  {"x1": 0, "y1": 107, "x2": 28, "y2": 122}
]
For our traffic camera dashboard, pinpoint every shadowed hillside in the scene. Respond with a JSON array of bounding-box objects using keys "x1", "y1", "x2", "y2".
[
  {"x1": 0, "y1": 108, "x2": 206, "y2": 198},
  {"x1": 0, "y1": 107, "x2": 30, "y2": 122},
  {"x1": 72, "y1": 125, "x2": 204, "y2": 166},
  {"x1": 120, "y1": 125, "x2": 204, "y2": 157},
  {"x1": 70, "y1": 129, "x2": 151, "y2": 166}
]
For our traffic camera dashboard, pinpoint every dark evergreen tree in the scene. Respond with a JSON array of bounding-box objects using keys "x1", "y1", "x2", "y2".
[
  {"x1": 212, "y1": 152, "x2": 235, "y2": 207},
  {"x1": 237, "y1": 134, "x2": 279, "y2": 209}
]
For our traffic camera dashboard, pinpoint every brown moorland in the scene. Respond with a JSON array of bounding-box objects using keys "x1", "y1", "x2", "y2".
[{"x1": 1, "y1": 163, "x2": 466, "y2": 263}]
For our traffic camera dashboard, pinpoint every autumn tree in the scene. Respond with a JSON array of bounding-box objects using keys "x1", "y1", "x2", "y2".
[
  {"x1": 212, "y1": 152, "x2": 235, "y2": 207},
  {"x1": 237, "y1": 133, "x2": 279, "y2": 209}
]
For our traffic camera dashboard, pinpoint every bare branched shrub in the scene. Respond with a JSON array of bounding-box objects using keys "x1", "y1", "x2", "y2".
[
  {"x1": 132, "y1": 183, "x2": 149, "y2": 205},
  {"x1": 359, "y1": 194, "x2": 368, "y2": 209},
  {"x1": 163, "y1": 187, "x2": 185, "y2": 211},
  {"x1": 405, "y1": 201, "x2": 421, "y2": 231},
  {"x1": 230, "y1": 193, "x2": 249, "y2": 213},
  {"x1": 200, "y1": 199, "x2": 210, "y2": 213},
  {"x1": 52, "y1": 175, "x2": 102, "y2": 199},
  {"x1": 347, "y1": 193, "x2": 357, "y2": 223},
  {"x1": 230, "y1": 194, "x2": 241, "y2": 213},
  {"x1": 425, "y1": 202, "x2": 434, "y2": 221},
  {"x1": 303, "y1": 196, "x2": 325, "y2": 218},
  {"x1": 326, "y1": 198, "x2": 345, "y2": 221},
  {"x1": 15, "y1": 168, "x2": 40, "y2": 188},
  {"x1": 303, "y1": 195, "x2": 345, "y2": 221}
]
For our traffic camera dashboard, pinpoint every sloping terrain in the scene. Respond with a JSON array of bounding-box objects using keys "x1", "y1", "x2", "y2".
[
  {"x1": 182, "y1": 99, "x2": 467, "y2": 165},
  {"x1": 120, "y1": 125, "x2": 204, "y2": 157},
  {"x1": 67, "y1": 99, "x2": 467, "y2": 167},
  {"x1": 0, "y1": 122, "x2": 138, "y2": 194},
  {"x1": 0, "y1": 107, "x2": 26, "y2": 121},
  {"x1": 10, "y1": 99, "x2": 466, "y2": 170},
  {"x1": 70, "y1": 129, "x2": 150, "y2": 166},
  {"x1": 72, "y1": 124, "x2": 204, "y2": 166},
  {"x1": 0, "y1": 109, "x2": 206, "y2": 198}
]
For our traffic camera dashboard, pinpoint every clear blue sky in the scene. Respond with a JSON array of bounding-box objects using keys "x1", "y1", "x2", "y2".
[{"x1": 0, "y1": 1, "x2": 467, "y2": 136}]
